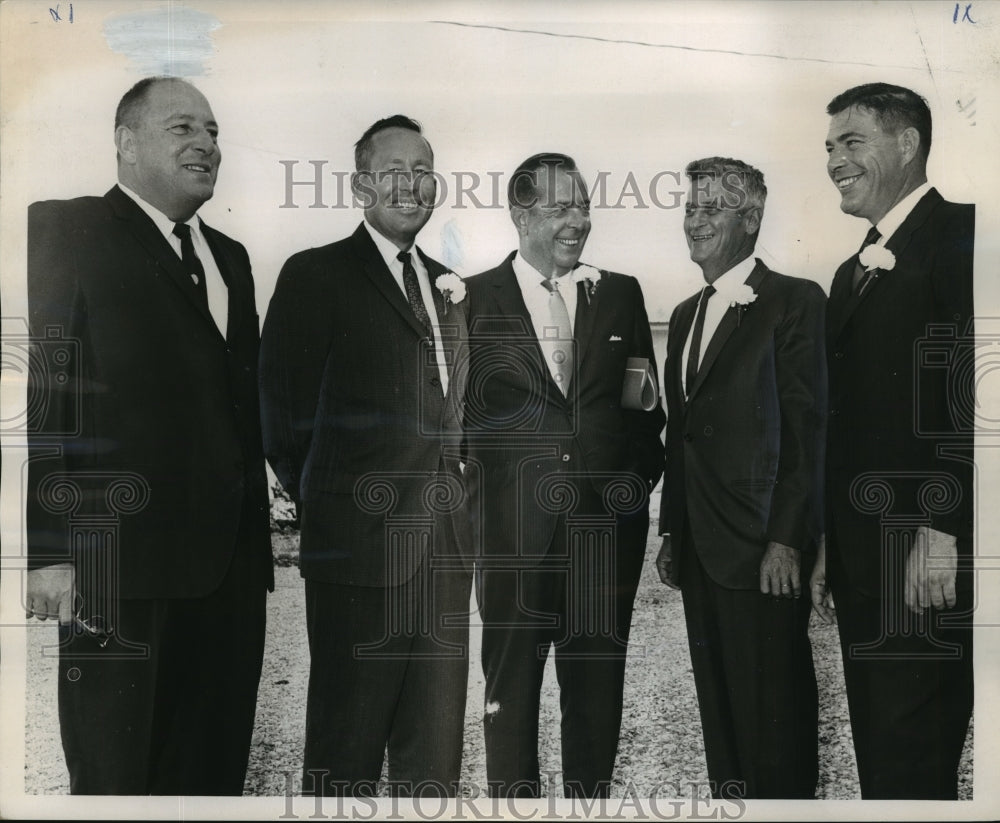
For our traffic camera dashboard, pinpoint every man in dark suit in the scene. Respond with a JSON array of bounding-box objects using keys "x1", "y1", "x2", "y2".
[
  {"x1": 259, "y1": 115, "x2": 470, "y2": 797},
  {"x1": 24, "y1": 76, "x2": 273, "y2": 795},
  {"x1": 656, "y1": 157, "x2": 827, "y2": 798},
  {"x1": 811, "y1": 83, "x2": 974, "y2": 799},
  {"x1": 463, "y1": 153, "x2": 665, "y2": 798}
]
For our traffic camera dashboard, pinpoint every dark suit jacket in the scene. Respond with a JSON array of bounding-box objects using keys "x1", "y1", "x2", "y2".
[
  {"x1": 463, "y1": 253, "x2": 665, "y2": 562},
  {"x1": 26, "y1": 186, "x2": 274, "y2": 599},
  {"x1": 259, "y1": 222, "x2": 469, "y2": 586},
  {"x1": 826, "y1": 188, "x2": 975, "y2": 598},
  {"x1": 659, "y1": 259, "x2": 827, "y2": 590}
]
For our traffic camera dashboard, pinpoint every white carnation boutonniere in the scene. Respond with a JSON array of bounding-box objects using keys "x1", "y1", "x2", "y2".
[
  {"x1": 716, "y1": 284, "x2": 758, "y2": 326},
  {"x1": 858, "y1": 244, "x2": 896, "y2": 274},
  {"x1": 434, "y1": 272, "x2": 466, "y2": 316},
  {"x1": 572, "y1": 264, "x2": 602, "y2": 305}
]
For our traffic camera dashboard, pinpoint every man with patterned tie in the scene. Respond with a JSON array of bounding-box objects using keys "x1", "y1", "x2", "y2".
[
  {"x1": 259, "y1": 115, "x2": 471, "y2": 796},
  {"x1": 463, "y1": 153, "x2": 665, "y2": 798},
  {"x1": 656, "y1": 157, "x2": 827, "y2": 798},
  {"x1": 812, "y1": 83, "x2": 974, "y2": 799},
  {"x1": 25, "y1": 76, "x2": 274, "y2": 794}
]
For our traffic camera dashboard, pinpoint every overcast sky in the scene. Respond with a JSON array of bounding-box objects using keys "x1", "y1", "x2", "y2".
[{"x1": 0, "y1": 0, "x2": 992, "y2": 321}]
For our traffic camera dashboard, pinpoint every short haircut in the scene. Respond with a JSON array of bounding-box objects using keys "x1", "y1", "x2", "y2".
[
  {"x1": 354, "y1": 115, "x2": 428, "y2": 171},
  {"x1": 685, "y1": 156, "x2": 767, "y2": 213},
  {"x1": 827, "y1": 82, "x2": 932, "y2": 160},
  {"x1": 115, "y1": 76, "x2": 187, "y2": 131},
  {"x1": 508, "y1": 152, "x2": 580, "y2": 210}
]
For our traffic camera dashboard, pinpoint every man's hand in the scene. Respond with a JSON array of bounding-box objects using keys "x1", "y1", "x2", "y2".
[
  {"x1": 26, "y1": 564, "x2": 75, "y2": 625},
  {"x1": 809, "y1": 534, "x2": 835, "y2": 623},
  {"x1": 655, "y1": 535, "x2": 680, "y2": 590},
  {"x1": 760, "y1": 540, "x2": 800, "y2": 598},
  {"x1": 905, "y1": 525, "x2": 958, "y2": 614}
]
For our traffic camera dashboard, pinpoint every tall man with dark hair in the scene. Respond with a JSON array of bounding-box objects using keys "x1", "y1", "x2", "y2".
[
  {"x1": 464, "y1": 153, "x2": 665, "y2": 798},
  {"x1": 259, "y1": 115, "x2": 471, "y2": 796},
  {"x1": 656, "y1": 157, "x2": 826, "y2": 798},
  {"x1": 25, "y1": 76, "x2": 274, "y2": 795},
  {"x1": 813, "y1": 82, "x2": 974, "y2": 798}
]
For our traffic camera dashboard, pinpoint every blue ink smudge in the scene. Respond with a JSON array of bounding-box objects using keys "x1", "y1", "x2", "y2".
[
  {"x1": 441, "y1": 220, "x2": 464, "y2": 271},
  {"x1": 103, "y1": 6, "x2": 221, "y2": 77}
]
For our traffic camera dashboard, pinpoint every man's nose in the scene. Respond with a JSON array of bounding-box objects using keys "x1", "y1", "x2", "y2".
[
  {"x1": 685, "y1": 210, "x2": 706, "y2": 228},
  {"x1": 192, "y1": 129, "x2": 216, "y2": 154}
]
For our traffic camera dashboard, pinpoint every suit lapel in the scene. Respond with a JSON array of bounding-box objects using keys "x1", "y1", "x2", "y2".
[
  {"x1": 829, "y1": 189, "x2": 942, "y2": 343},
  {"x1": 351, "y1": 223, "x2": 429, "y2": 339},
  {"x1": 489, "y1": 257, "x2": 563, "y2": 402},
  {"x1": 105, "y1": 187, "x2": 221, "y2": 336},
  {"x1": 572, "y1": 272, "x2": 601, "y2": 372},
  {"x1": 201, "y1": 222, "x2": 243, "y2": 343},
  {"x1": 417, "y1": 249, "x2": 469, "y2": 408},
  {"x1": 688, "y1": 260, "x2": 769, "y2": 401}
]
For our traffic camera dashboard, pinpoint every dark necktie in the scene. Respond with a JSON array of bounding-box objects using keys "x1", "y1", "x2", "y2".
[
  {"x1": 852, "y1": 225, "x2": 883, "y2": 293},
  {"x1": 172, "y1": 222, "x2": 209, "y2": 311},
  {"x1": 397, "y1": 250, "x2": 431, "y2": 332},
  {"x1": 685, "y1": 285, "x2": 715, "y2": 395}
]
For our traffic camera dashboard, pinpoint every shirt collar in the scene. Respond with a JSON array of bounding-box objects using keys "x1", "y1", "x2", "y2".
[
  {"x1": 118, "y1": 183, "x2": 201, "y2": 242},
  {"x1": 513, "y1": 251, "x2": 575, "y2": 290},
  {"x1": 363, "y1": 220, "x2": 422, "y2": 271},
  {"x1": 706, "y1": 254, "x2": 757, "y2": 294},
  {"x1": 875, "y1": 181, "x2": 932, "y2": 244}
]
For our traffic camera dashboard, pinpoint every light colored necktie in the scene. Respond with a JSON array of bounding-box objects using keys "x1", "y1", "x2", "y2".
[{"x1": 541, "y1": 277, "x2": 574, "y2": 396}]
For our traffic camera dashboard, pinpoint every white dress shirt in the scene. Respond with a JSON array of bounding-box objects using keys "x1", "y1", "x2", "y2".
[
  {"x1": 681, "y1": 255, "x2": 757, "y2": 398},
  {"x1": 119, "y1": 183, "x2": 229, "y2": 337},
  {"x1": 363, "y1": 221, "x2": 449, "y2": 395},
  {"x1": 512, "y1": 252, "x2": 579, "y2": 385},
  {"x1": 874, "y1": 181, "x2": 932, "y2": 245}
]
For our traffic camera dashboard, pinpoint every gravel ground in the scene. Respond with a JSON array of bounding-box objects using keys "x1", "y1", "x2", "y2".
[{"x1": 24, "y1": 488, "x2": 973, "y2": 800}]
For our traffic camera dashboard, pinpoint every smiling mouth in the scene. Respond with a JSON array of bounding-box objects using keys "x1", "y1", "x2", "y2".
[
  {"x1": 390, "y1": 200, "x2": 422, "y2": 210},
  {"x1": 690, "y1": 233, "x2": 714, "y2": 242},
  {"x1": 183, "y1": 163, "x2": 212, "y2": 174},
  {"x1": 556, "y1": 238, "x2": 581, "y2": 248},
  {"x1": 836, "y1": 174, "x2": 862, "y2": 191}
]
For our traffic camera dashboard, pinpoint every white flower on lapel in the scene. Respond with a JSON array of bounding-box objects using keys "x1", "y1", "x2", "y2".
[
  {"x1": 721, "y1": 284, "x2": 757, "y2": 308},
  {"x1": 714, "y1": 283, "x2": 757, "y2": 326},
  {"x1": 858, "y1": 244, "x2": 896, "y2": 273},
  {"x1": 435, "y1": 272, "x2": 466, "y2": 316},
  {"x1": 572, "y1": 264, "x2": 602, "y2": 304}
]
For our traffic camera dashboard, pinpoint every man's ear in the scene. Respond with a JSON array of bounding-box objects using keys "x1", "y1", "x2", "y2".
[
  {"x1": 898, "y1": 126, "x2": 921, "y2": 165},
  {"x1": 115, "y1": 126, "x2": 136, "y2": 164},
  {"x1": 510, "y1": 206, "x2": 528, "y2": 236},
  {"x1": 743, "y1": 206, "x2": 762, "y2": 235}
]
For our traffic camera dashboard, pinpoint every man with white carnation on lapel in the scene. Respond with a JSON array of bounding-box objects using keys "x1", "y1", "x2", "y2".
[
  {"x1": 259, "y1": 115, "x2": 471, "y2": 797},
  {"x1": 813, "y1": 82, "x2": 974, "y2": 799},
  {"x1": 657, "y1": 156, "x2": 827, "y2": 798},
  {"x1": 463, "y1": 152, "x2": 665, "y2": 798}
]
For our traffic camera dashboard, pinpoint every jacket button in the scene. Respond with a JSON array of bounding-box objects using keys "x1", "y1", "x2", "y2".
[
  {"x1": 683, "y1": 433, "x2": 693, "y2": 442},
  {"x1": 829, "y1": 409, "x2": 839, "y2": 417},
  {"x1": 562, "y1": 454, "x2": 571, "y2": 462},
  {"x1": 430, "y1": 376, "x2": 441, "y2": 387},
  {"x1": 834, "y1": 351, "x2": 844, "y2": 359},
  {"x1": 703, "y1": 425, "x2": 713, "y2": 436}
]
